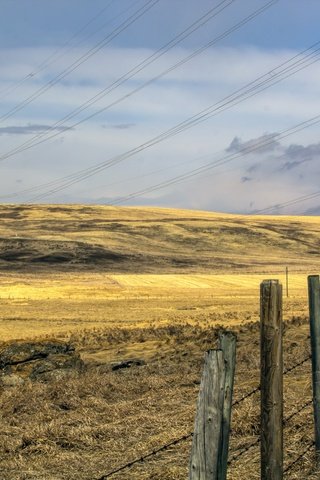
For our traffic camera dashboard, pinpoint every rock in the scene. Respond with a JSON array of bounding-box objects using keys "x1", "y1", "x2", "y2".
[
  {"x1": 111, "y1": 358, "x2": 146, "y2": 371},
  {"x1": 0, "y1": 340, "x2": 84, "y2": 385}
]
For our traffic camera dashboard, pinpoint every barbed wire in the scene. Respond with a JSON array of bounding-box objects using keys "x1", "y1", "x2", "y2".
[
  {"x1": 284, "y1": 399, "x2": 313, "y2": 424},
  {"x1": 232, "y1": 385, "x2": 261, "y2": 407},
  {"x1": 229, "y1": 396, "x2": 313, "y2": 466},
  {"x1": 283, "y1": 354, "x2": 311, "y2": 375},
  {"x1": 232, "y1": 353, "x2": 311, "y2": 408},
  {"x1": 95, "y1": 433, "x2": 192, "y2": 479},
  {"x1": 228, "y1": 437, "x2": 260, "y2": 464},
  {"x1": 95, "y1": 352, "x2": 312, "y2": 478},
  {"x1": 284, "y1": 440, "x2": 315, "y2": 475}
]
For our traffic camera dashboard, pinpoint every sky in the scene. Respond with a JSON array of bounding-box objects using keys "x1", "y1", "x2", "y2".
[{"x1": 1, "y1": 0, "x2": 320, "y2": 214}]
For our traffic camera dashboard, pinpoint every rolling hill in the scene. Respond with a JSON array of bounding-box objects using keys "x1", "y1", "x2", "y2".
[{"x1": 0, "y1": 203, "x2": 319, "y2": 273}]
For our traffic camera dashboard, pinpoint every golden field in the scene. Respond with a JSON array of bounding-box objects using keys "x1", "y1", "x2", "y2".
[
  {"x1": 0, "y1": 204, "x2": 319, "y2": 479},
  {"x1": 0, "y1": 271, "x2": 312, "y2": 344}
]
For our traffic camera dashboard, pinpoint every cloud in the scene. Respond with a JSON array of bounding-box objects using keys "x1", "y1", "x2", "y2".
[
  {"x1": 284, "y1": 142, "x2": 320, "y2": 160},
  {"x1": 276, "y1": 142, "x2": 320, "y2": 171},
  {"x1": 226, "y1": 133, "x2": 280, "y2": 154},
  {"x1": 0, "y1": 124, "x2": 72, "y2": 136},
  {"x1": 1, "y1": 43, "x2": 320, "y2": 214},
  {"x1": 279, "y1": 158, "x2": 310, "y2": 172},
  {"x1": 241, "y1": 176, "x2": 252, "y2": 183}
]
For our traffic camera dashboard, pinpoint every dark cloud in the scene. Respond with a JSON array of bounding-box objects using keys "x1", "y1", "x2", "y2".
[
  {"x1": 279, "y1": 158, "x2": 310, "y2": 172},
  {"x1": 241, "y1": 176, "x2": 252, "y2": 183},
  {"x1": 226, "y1": 133, "x2": 280, "y2": 154},
  {"x1": 276, "y1": 142, "x2": 320, "y2": 172},
  {"x1": 284, "y1": 142, "x2": 320, "y2": 160},
  {"x1": 0, "y1": 124, "x2": 73, "y2": 136}
]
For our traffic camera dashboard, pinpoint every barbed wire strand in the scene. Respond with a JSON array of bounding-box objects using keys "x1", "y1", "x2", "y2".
[
  {"x1": 232, "y1": 353, "x2": 311, "y2": 408},
  {"x1": 96, "y1": 433, "x2": 192, "y2": 479},
  {"x1": 283, "y1": 355, "x2": 311, "y2": 375},
  {"x1": 284, "y1": 441, "x2": 315, "y2": 475},
  {"x1": 95, "y1": 352, "x2": 312, "y2": 478},
  {"x1": 228, "y1": 396, "x2": 313, "y2": 466},
  {"x1": 228, "y1": 437, "x2": 261, "y2": 464},
  {"x1": 284, "y1": 399, "x2": 313, "y2": 424}
]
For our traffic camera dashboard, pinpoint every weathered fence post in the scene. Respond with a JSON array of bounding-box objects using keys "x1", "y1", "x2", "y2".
[
  {"x1": 260, "y1": 280, "x2": 283, "y2": 480},
  {"x1": 218, "y1": 332, "x2": 237, "y2": 480},
  {"x1": 189, "y1": 349, "x2": 226, "y2": 480},
  {"x1": 308, "y1": 274, "x2": 320, "y2": 468}
]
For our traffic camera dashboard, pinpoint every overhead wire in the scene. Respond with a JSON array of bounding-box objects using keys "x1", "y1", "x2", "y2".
[
  {"x1": 0, "y1": 0, "x2": 237, "y2": 162},
  {"x1": 107, "y1": 115, "x2": 320, "y2": 205},
  {"x1": 0, "y1": 0, "x2": 119, "y2": 101},
  {"x1": 0, "y1": 2, "x2": 295, "y2": 202},
  {"x1": 22, "y1": 50, "x2": 320, "y2": 204},
  {"x1": 0, "y1": 0, "x2": 160, "y2": 124},
  {"x1": 252, "y1": 189, "x2": 320, "y2": 214}
]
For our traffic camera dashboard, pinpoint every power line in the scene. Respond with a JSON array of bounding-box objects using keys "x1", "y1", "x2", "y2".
[
  {"x1": 10, "y1": 4, "x2": 320, "y2": 204},
  {"x1": 21, "y1": 53, "x2": 320, "y2": 201},
  {"x1": 18, "y1": 88, "x2": 320, "y2": 205},
  {"x1": 0, "y1": 1, "x2": 279, "y2": 203},
  {"x1": 253, "y1": 189, "x2": 320, "y2": 214},
  {"x1": 0, "y1": 0, "x2": 160, "y2": 124},
  {"x1": 108, "y1": 115, "x2": 320, "y2": 206},
  {"x1": 0, "y1": 0, "x2": 118, "y2": 101},
  {"x1": 0, "y1": 0, "x2": 239, "y2": 163}
]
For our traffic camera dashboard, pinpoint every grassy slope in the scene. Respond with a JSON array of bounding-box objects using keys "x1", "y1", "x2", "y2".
[
  {"x1": 0, "y1": 204, "x2": 320, "y2": 272},
  {"x1": 0, "y1": 204, "x2": 319, "y2": 478}
]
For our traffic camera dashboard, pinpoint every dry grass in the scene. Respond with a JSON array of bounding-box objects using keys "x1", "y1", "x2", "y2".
[
  {"x1": 0, "y1": 204, "x2": 319, "y2": 478},
  {"x1": 0, "y1": 271, "x2": 311, "y2": 341},
  {"x1": 0, "y1": 320, "x2": 316, "y2": 479}
]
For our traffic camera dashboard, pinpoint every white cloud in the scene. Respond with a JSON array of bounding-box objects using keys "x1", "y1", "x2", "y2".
[{"x1": 0, "y1": 44, "x2": 320, "y2": 213}]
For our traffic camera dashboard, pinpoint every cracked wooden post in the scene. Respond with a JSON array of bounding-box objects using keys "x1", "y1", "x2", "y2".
[
  {"x1": 260, "y1": 279, "x2": 283, "y2": 480},
  {"x1": 189, "y1": 349, "x2": 226, "y2": 479},
  {"x1": 218, "y1": 332, "x2": 237, "y2": 480},
  {"x1": 308, "y1": 275, "x2": 320, "y2": 468}
]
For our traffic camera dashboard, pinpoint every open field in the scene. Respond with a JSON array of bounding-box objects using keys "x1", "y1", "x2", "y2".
[
  {"x1": 0, "y1": 272, "x2": 312, "y2": 345},
  {"x1": 0, "y1": 205, "x2": 319, "y2": 478}
]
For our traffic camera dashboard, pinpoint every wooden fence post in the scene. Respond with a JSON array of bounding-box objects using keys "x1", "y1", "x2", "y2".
[
  {"x1": 218, "y1": 332, "x2": 237, "y2": 480},
  {"x1": 260, "y1": 280, "x2": 283, "y2": 480},
  {"x1": 189, "y1": 349, "x2": 226, "y2": 480},
  {"x1": 308, "y1": 274, "x2": 320, "y2": 468}
]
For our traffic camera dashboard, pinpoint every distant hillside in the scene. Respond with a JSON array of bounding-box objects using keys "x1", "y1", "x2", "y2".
[{"x1": 0, "y1": 204, "x2": 319, "y2": 273}]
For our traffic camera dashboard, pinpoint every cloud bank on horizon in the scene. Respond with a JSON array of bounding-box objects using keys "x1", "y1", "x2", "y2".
[{"x1": 0, "y1": 0, "x2": 320, "y2": 215}]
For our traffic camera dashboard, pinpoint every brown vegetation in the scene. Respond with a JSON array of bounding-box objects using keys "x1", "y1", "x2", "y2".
[
  {"x1": 0, "y1": 204, "x2": 319, "y2": 478},
  {"x1": 0, "y1": 319, "x2": 316, "y2": 479}
]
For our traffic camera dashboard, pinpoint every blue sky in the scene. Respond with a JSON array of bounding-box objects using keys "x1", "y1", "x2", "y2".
[{"x1": 1, "y1": 0, "x2": 320, "y2": 213}]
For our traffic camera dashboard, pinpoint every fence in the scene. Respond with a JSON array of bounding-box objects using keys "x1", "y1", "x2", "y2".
[{"x1": 96, "y1": 274, "x2": 320, "y2": 479}]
